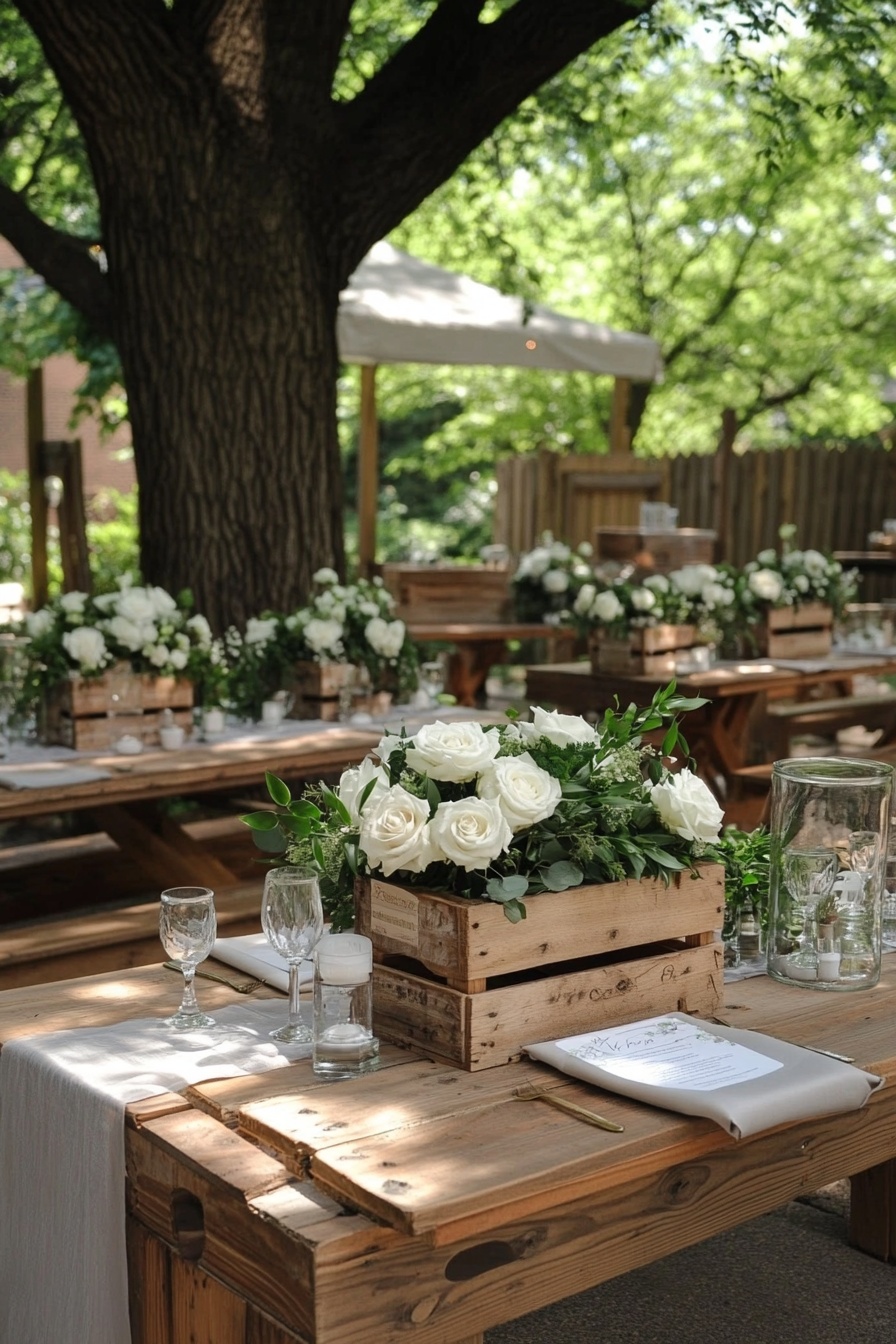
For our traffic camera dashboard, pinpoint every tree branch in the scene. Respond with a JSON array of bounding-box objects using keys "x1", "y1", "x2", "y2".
[
  {"x1": 330, "y1": 0, "x2": 657, "y2": 275},
  {"x1": 0, "y1": 180, "x2": 111, "y2": 331}
]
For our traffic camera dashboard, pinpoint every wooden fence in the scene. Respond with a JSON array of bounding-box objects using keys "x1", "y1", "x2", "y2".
[{"x1": 496, "y1": 441, "x2": 896, "y2": 569}]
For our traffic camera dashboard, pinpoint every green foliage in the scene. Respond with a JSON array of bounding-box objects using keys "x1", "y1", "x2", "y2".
[
  {"x1": 709, "y1": 824, "x2": 771, "y2": 935},
  {"x1": 87, "y1": 489, "x2": 140, "y2": 593}
]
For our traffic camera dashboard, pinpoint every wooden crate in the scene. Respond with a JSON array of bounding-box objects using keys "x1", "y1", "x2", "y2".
[
  {"x1": 381, "y1": 563, "x2": 512, "y2": 623},
  {"x1": 588, "y1": 623, "x2": 697, "y2": 675},
  {"x1": 355, "y1": 866, "x2": 724, "y2": 1071},
  {"x1": 756, "y1": 603, "x2": 833, "y2": 658},
  {"x1": 286, "y1": 661, "x2": 393, "y2": 721},
  {"x1": 39, "y1": 664, "x2": 194, "y2": 750}
]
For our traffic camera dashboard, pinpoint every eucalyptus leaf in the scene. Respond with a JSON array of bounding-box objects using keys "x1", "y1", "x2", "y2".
[{"x1": 542, "y1": 860, "x2": 584, "y2": 891}]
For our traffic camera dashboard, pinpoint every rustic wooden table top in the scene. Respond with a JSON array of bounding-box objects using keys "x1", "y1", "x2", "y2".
[{"x1": 1, "y1": 959, "x2": 895, "y2": 1342}]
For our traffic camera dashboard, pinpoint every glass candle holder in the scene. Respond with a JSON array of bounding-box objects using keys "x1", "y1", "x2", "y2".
[
  {"x1": 312, "y1": 933, "x2": 379, "y2": 1078},
  {"x1": 767, "y1": 758, "x2": 893, "y2": 991}
]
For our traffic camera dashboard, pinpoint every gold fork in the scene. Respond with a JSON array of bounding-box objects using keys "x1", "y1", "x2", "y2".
[
  {"x1": 513, "y1": 1081, "x2": 625, "y2": 1132},
  {"x1": 163, "y1": 962, "x2": 264, "y2": 994}
]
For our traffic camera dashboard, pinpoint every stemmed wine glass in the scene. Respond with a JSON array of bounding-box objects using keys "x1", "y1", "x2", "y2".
[
  {"x1": 781, "y1": 846, "x2": 838, "y2": 972},
  {"x1": 159, "y1": 886, "x2": 217, "y2": 1030},
  {"x1": 261, "y1": 866, "x2": 324, "y2": 1042},
  {"x1": 848, "y1": 830, "x2": 881, "y2": 892}
]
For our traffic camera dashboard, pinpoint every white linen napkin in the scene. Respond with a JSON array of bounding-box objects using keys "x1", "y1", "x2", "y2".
[
  {"x1": 0, "y1": 763, "x2": 113, "y2": 789},
  {"x1": 212, "y1": 932, "x2": 315, "y2": 992},
  {"x1": 0, "y1": 1001, "x2": 311, "y2": 1344}
]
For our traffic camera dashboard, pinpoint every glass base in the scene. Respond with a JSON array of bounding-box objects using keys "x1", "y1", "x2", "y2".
[
  {"x1": 164, "y1": 1009, "x2": 216, "y2": 1031},
  {"x1": 270, "y1": 1021, "x2": 313, "y2": 1043}
]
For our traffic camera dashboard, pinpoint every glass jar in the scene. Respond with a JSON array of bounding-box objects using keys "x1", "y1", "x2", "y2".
[
  {"x1": 767, "y1": 758, "x2": 893, "y2": 991},
  {"x1": 312, "y1": 933, "x2": 379, "y2": 1078}
]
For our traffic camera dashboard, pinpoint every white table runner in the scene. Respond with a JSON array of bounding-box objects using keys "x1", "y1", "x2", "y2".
[{"x1": 0, "y1": 1001, "x2": 310, "y2": 1344}]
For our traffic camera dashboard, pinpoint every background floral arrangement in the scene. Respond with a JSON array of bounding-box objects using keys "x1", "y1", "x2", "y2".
[
  {"x1": 243, "y1": 683, "x2": 724, "y2": 928},
  {"x1": 564, "y1": 563, "x2": 736, "y2": 642},
  {"x1": 14, "y1": 577, "x2": 217, "y2": 713},
  {"x1": 736, "y1": 543, "x2": 858, "y2": 620},
  {"x1": 511, "y1": 532, "x2": 595, "y2": 623}
]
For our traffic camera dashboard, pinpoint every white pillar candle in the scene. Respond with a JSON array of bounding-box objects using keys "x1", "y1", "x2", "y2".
[{"x1": 315, "y1": 933, "x2": 373, "y2": 984}]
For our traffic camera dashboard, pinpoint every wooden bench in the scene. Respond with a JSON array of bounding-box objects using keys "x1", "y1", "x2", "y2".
[
  {"x1": 762, "y1": 692, "x2": 896, "y2": 761},
  {"x1": 0, "y1": 880, "x2": 262, "y2": 991},
  {"x1": 726, "y1": 740, "x2": 896, "y2": 830}
]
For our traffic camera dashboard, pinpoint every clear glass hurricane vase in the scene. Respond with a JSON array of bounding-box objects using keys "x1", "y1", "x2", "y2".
[
  {"x1": 159, "y1": 887, "x2": 217, "y2": 1029},
  {"x1": 767, "y1": 758, "x2": 893, "y2": 991},
  {"x1": 261, "y1": 866, "x2": 325, "y2": 1042}
]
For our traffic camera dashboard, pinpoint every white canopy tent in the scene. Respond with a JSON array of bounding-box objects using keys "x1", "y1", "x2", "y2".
[{"x1": 336, "y1": 241, "x2": 664, "y2": 569}]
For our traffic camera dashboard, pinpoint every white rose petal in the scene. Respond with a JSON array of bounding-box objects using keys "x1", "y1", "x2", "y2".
[
  {"x1": 428, "y1": 796, "x2": 513, "y2": 872},
  {"x1": 650, "y1": 771, "x2": 724, "y2": 844},
  {"x1": 477, "y1": 753, "x2": 562, "y2": 831},
  {"x1": 530, "y1": 706, "x2": 598, "y2": 748},
  {"x1": 337, "y1": 757, "x2": 391, "y2": 826},
  {"x1": 359, "y1": 784, "x2": 435, "y2": 876},
  {"x1": 405, "y1": 720, "x2": 501, "y2": 783}
]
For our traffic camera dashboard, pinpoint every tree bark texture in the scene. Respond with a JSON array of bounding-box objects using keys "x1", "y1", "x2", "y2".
[{"x1": 7, "y1": 0, "x2": 658, "y2": 627}]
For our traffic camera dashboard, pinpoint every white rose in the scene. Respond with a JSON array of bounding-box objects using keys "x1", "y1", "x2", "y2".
[
  {"x1": 530, "y1": 705, "x2": 598, "y2": 748},
  {"x1": 115, "y1": 587, "x2": 157, "y2": 624},
  {"x1": 757, "y1": 549, "x2": 777, "y2": 565},
  {"x1": 748, "y1": 568, "x2": 784, "y2": 604},
  {"x1": 147, "y1": 644, "x2": 170, "y2": 667},
  {"x1": 245, "y1": 617, "x2": 278, "y2": 646},
  {"x1": 359, "y1": 784, "x2": 435, "y2": 876},
  {"x1": 25, "y1": 608, "x2": 55, "y2": 637},
  {"x1": 313, "y1": 567, "x2": 339, "y2": 585},
  {"x1": 337, "y1": 757, "x2": 391, "y2": 826},
  {"x1": 650, "y1": 771, "x2": 724, "y2": 844},
  {"x1": 591, "y1": 590, "x2": 624, "y2": 623},
  {"x1": 62, "y1": 625, "x2": 107, "y2": 670},
  {"x1": 576, "y1": 541, "x2": 593, "y2": 558},
  {"x1": 794, "y1": 574, "x2": 810, "y2": 593},
  {"x1": 669, "y1": 565, "x2": 716, "y2": 598},
  {"x1": 405, "y1": 720, "x2": 501, "y2": 783},
  {"x1": 104, "y1": 615, "x2": 146, "y2": 652},
  {"x1": 303, "y1": 617, "x2": 344, "y2": 657},
  {"x1": 59, "y1": 591, "x2": 88, "y2": 614},
  {"x1": 365, "y1": 616, "x2": 406, "y2": 658},
  {"x1": 573, "y1": 583, "x2": 596, "y2": 615},
  {"x1": 630, "y1": 587, "x2": 657, "y2": 612},
  {"x1": 477, "y1": 753, "x2": 562, "y2": 831},
  {"x1": 802, "y1": 549, "x2": 828, "y2": 577},
  {"x1": 186, "y1": 614, "x2": 213, "y2": 646},
  {"x1": 644, "y1": 573, "x2": 670, "y2": 593},
  {"x1": 148, "y1": 586, "x2": 178, "y2": 618},
  {"x1": 701, "y1": 582, "x2": 734, "y2": 609},
  {"x1": 169, "y1": 648, "x2": 188, "y2": 670},
  {"x1": 542, "y1": 568, "x2": 569, "y2": 594},
  {"x1": 428, "y1": 796, "x2": 513, "y2": 871}
]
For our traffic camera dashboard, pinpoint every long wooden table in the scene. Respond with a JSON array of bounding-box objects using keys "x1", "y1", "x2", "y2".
[
  {"x1": 0, "y1": 960, "x2": 894, "y2": 1343},
  {"x1": 0, "y1": 724, "x2": 381, "y2": 894},
  {"x1": 525, "y1": 654, "x2": 896, "y2": 788}
]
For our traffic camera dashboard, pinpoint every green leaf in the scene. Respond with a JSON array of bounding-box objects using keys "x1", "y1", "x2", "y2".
[
  {"x1": 252, "y1": 826, "x2": 288, "y2": 855},
  {"x1": 240, "y1": 810, "x2": 281, "y2": 831},
  {"x1": 542, "y1": 859, "x2": 584, "y2": 891},
  {"x1": 321, "y1": 782, "x2": 351, "y2": 826},
  {"x1": 487, "y1": 874, "x2": 529, "y2": 900},
  {"x1": 265, "y1": 772, "x2": 292, "y2": 807},
  {"x1": 501, "y1": 898, "x2": 526, "y2": 923}
]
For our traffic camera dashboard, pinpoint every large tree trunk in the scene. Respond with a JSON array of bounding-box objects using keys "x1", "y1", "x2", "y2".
[{"x1": 98, "y1": 127, "x2": 346, "y2": 631}]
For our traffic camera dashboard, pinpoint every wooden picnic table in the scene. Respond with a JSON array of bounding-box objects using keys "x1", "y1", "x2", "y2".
[
  {"x1": 0, "y1": 724, "x2": 381, "y2": 893},
  {"x1": 525, "y1": 654, "x2": 896, "y2": 788},
  {"x1": 0, "y1": 958, "x2": 894, "y2": 1342},
  {"x1": 408, "y1": 620, "x2": 575, "y2": 705}
]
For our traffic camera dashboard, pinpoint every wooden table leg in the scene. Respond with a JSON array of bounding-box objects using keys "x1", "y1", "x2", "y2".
[
  {"x1": 850, "y1": 1160, "x2": 896, "y2": 1261},
  {"x1": 91, "y1": 803, "x2": 242, "y2": 891},
  {"x1": 447, "y1": 641, "x2": 508, "y2": 706}
]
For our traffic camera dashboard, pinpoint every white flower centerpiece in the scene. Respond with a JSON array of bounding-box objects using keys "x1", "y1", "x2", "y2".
[
  {"x1": 243, "y1": 682, "x2": 724, "y2": 929},
  {"x1": 15, "y1": 577, "x2": 216, "y2": 746},
  {"x1": 735, "y1": 526, "x2": 857, "y2": 657},
  {"x1": 511, "y1": 532, "x2": 595, "y2": 623}
]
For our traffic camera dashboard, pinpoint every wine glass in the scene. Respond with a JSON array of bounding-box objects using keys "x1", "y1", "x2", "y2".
[
  {"x1": 848, "y1": 830, "x2": 881, "y2": 887},
  {"x1": 781, "y1": 846, "x2": 838, "y2": 972},
  {"x1": 159, "y1": 886, "x2": 217, "y2": 1030},
  {"x1": 261, "y1": 866, "x2": 324, "y2": 1042},
  {"x1": 418, "y1": 660, "x2": 445, "y2": 707}
]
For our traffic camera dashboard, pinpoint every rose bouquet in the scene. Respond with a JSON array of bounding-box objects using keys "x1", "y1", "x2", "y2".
[
  {"x1": 511, "y1": 532, "x2": 595, "y2": 623},
  {"x1": 242, "y1": 683, "x2": 724, "y2": 928},
  {"x1": 274, "y1": 569, "x2": 419, "y2": 698},
  {"x1": 736, "y1": 544, "x2": 857, "y2": 621},
  {"x1": 13, "y1": 577, "x2": 217, "y2": 714}
]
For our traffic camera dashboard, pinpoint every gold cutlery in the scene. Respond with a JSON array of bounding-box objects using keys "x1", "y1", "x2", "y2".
[
  {"x1": 163, "y1": 961, "x2": 264, "y2": 994},
  {"x1": 513, "y1": 1081, "x2": 625, "y2": 1132}
]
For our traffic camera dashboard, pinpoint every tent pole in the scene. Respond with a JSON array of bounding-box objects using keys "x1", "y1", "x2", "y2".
[
  {"x1": 357, "y1": 363, "x2": 380, "y2": 578},
  {"x1": 609, "y1": 377, "x2": 632, "y2": 454}
]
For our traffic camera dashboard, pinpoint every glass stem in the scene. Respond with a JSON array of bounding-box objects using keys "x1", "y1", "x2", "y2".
[
  {"x1": 288, "y1": 962, "x2": 302, "y2": 1028},
  {"x1": 179, "y1": 965, "x2": 200, "y2": 1015}
]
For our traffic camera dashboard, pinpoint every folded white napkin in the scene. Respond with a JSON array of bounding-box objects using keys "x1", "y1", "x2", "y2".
[
  {"x1": 0, "y1": 1001, "x2": 311, "y2": 1344},
  {"x1": 0, "y1": 763, "x2": 113, "y2": 789},
  {"x1": 525, "y1": 1012, "x2": 881, "y2": 1140},
  {"x1": 211, "y1": 933, "x2": 315, "y2": 993}
]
